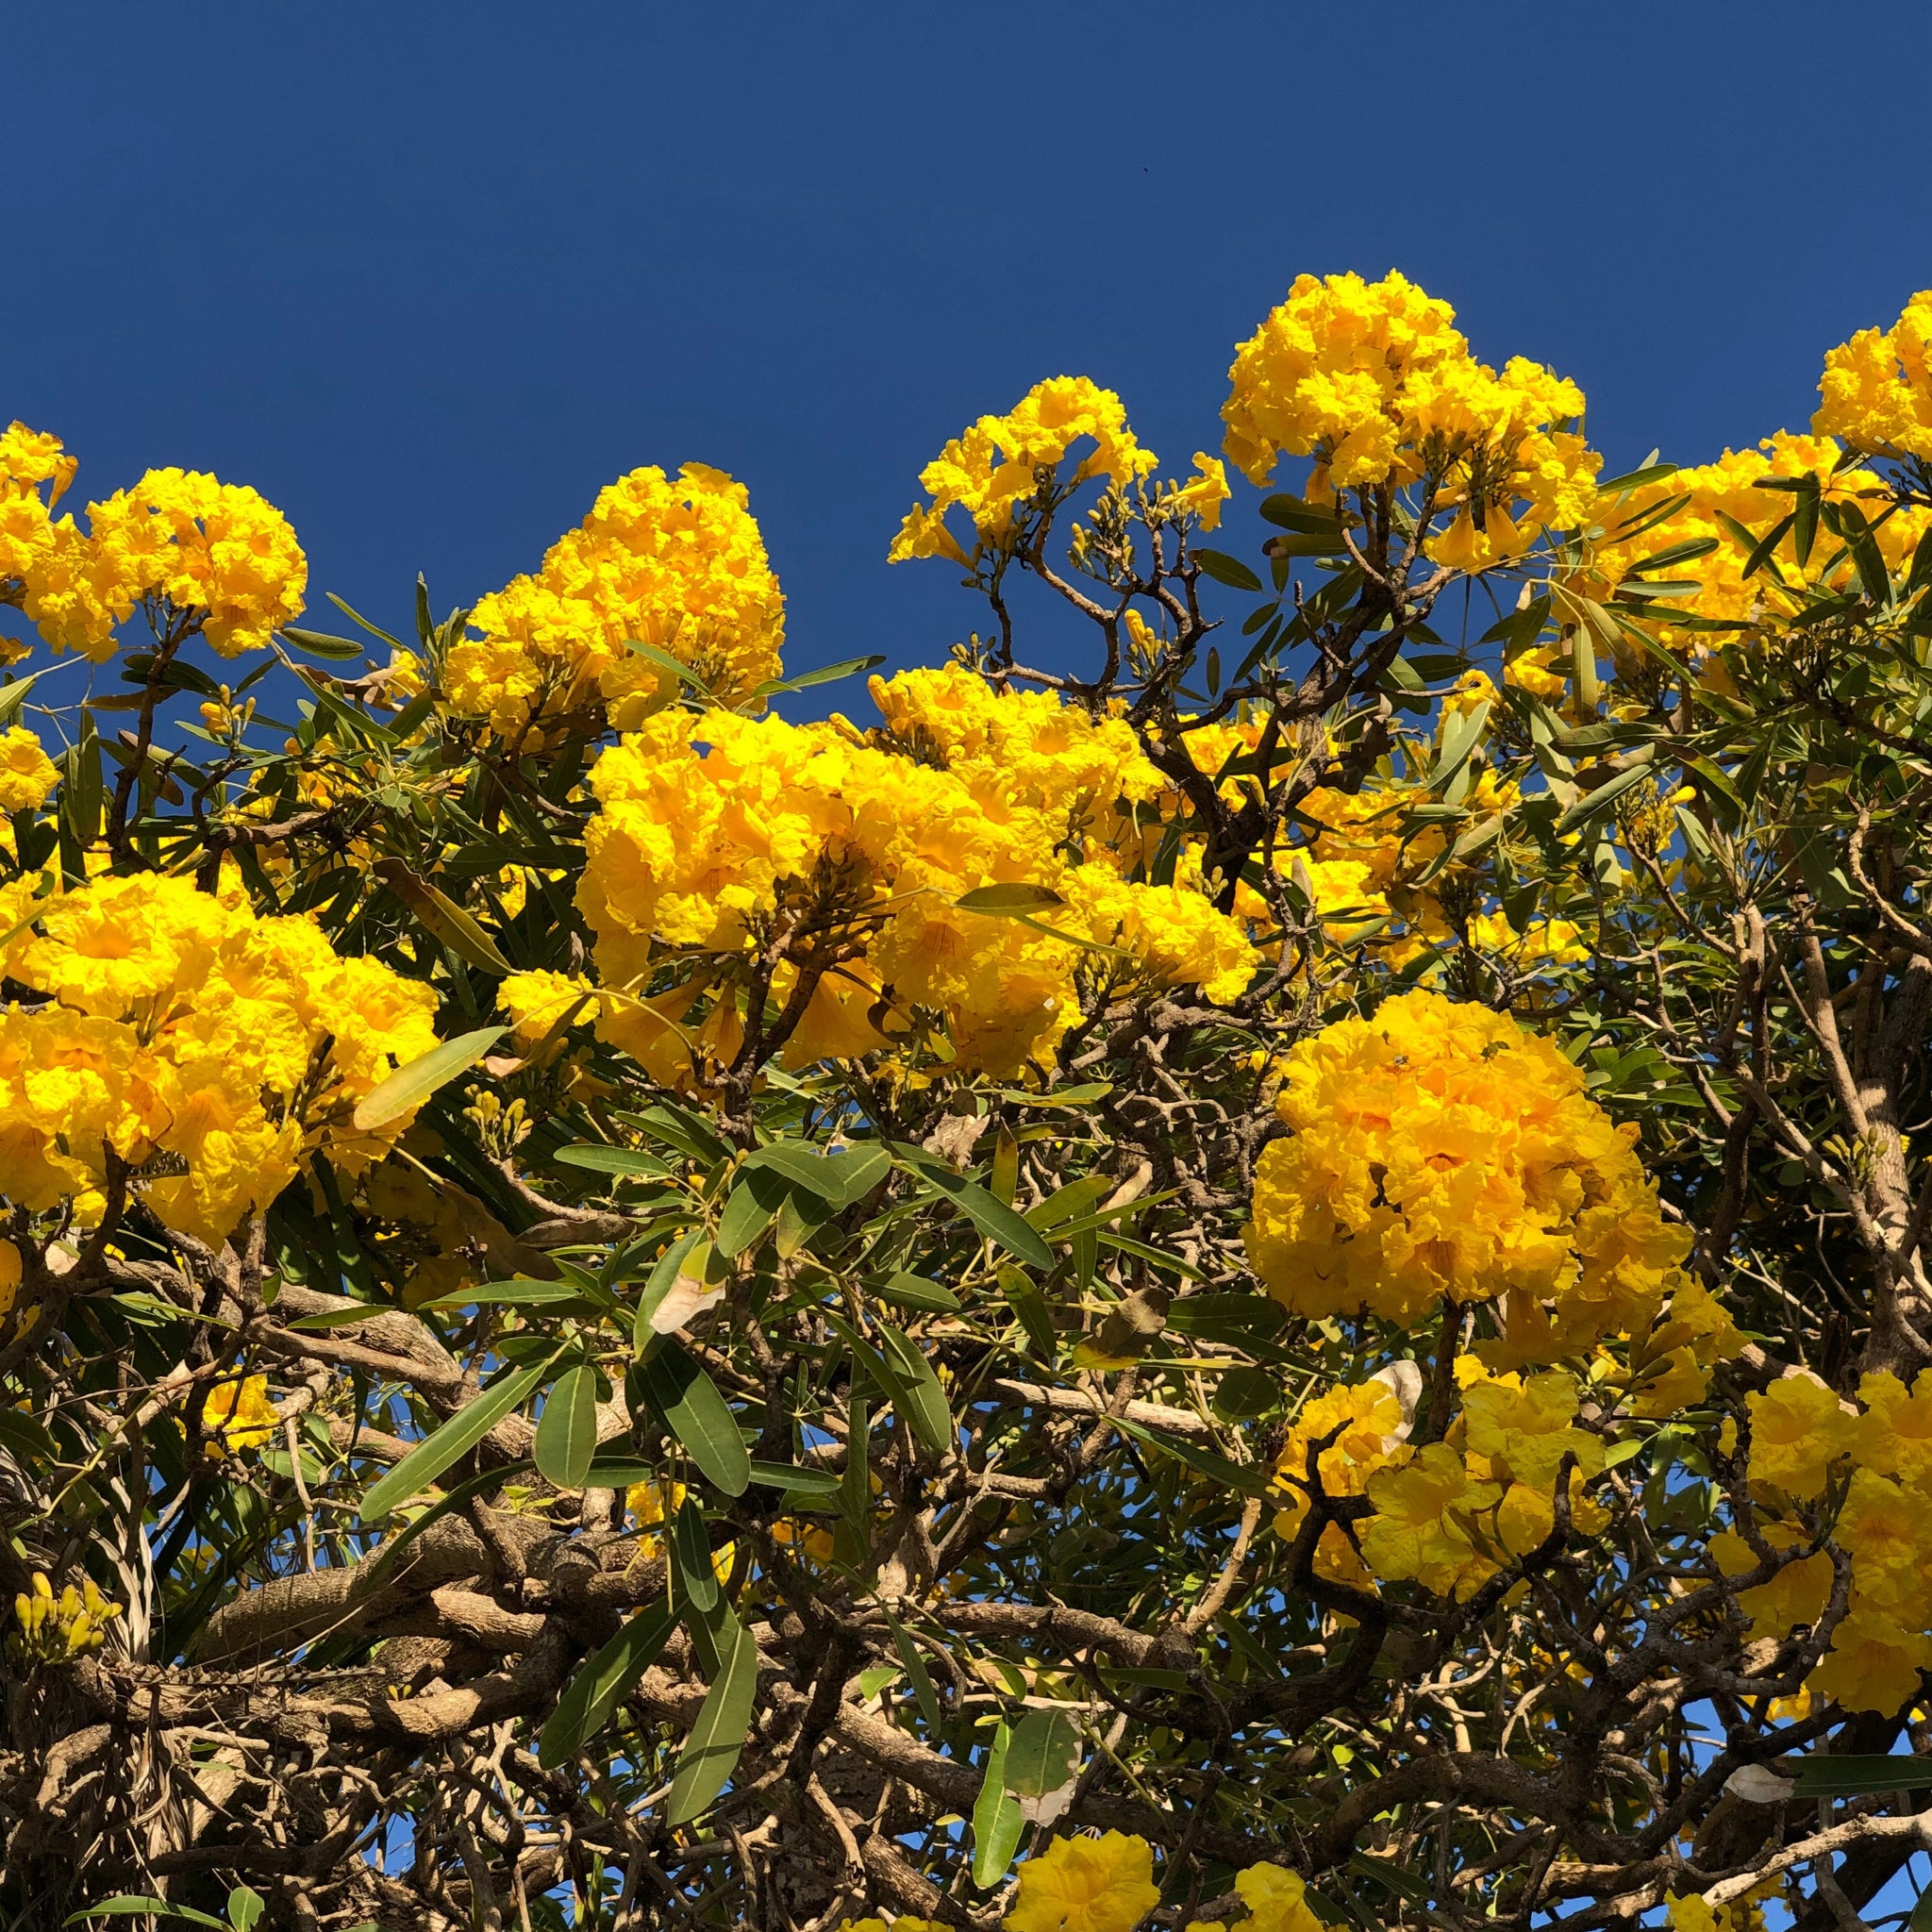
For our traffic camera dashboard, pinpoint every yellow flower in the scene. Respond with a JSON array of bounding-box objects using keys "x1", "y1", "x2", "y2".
[
  {"x1": 1006, "y1": 1831, "x2": 1161, "y2": 1932},
  {"x1": 0, "y1": 726, "x2": 58, "y2": 815},
  {"x1": 1242, "y1": 990, "x2": 1692, "y2": 1358},
  {"x1": 203, "y1": 1374, "x2": 277, "y2": 1453},
  {"x1": 1745, "y1": 1374, "x2": 1855, "y2": 1500}
]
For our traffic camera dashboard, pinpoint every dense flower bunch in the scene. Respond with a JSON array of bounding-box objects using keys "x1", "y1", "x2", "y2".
[
  {"x1": 888, "y1": 375, "x2": 1225, "y2": 566},
  {"x1": 8, "y1": 1570, "x2": 120, "y2": 1666},
  {"x1": 0, "y1": 727, "x2": 59, "y2": 815},
  {"x1": 0, "y1": 873, "x2": 438, "y2": 1242},
  {"x1": 444, "y1": 462, "x2": 785, "y2": 740},
  {"x1": 567, "y1": 671, "x2": 1256, "y2": 1078},
  {"x1": 1220, "y1": 270, "x2": 1601, "y2": 569},
  {"x1": 0, "y1": 425, "x2": 306, "y2": 661},
  {"x1": 0, "y1": 423, "x2": 104, "y2": 658},
  {"x1": 1714, "y1": 1368, "x2": 1932, "y2": 1713},
  {"x1": 1576, "y1": 431, "x2": 1932, "y2": 661},
  {"x1": 83, "y1": 469, "x2": 308, "y2": 658},
  {"x1": 1813, "y1": 289, "x2": 1932, "y2": 460},
  {"x1": 1243, "y1": 989, "x2": 1695, "y2": 1357}
]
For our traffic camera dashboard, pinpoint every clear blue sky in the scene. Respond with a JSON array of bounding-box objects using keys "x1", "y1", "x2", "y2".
[{"x1": 10, "y1": 0, "x2": 1932, "y2": 685}]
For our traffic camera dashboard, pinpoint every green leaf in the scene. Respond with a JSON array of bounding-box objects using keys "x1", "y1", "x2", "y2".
[
  {"x1": 277, "y1": 626, "x2": 368, "y2": 660},
  {"x1": 1594, "y1": 460, "x2": 1678, "y2": 494},
  {"x1": 324, "y1": 591, "x2": 406, "y2": 650},
  {"x1": 745, "y1": 1458, "x2": 841, "y2": 1496},
  {"x1": 226, "y1": 1888, "x2": 265, "y2": 1932},
  {"x1": 1790, "y1": 1755, "x2": 1932, "y2": 1799},
  {"x1": 1110, "y1": 1410, "x2": 1271, "y2": 1497},
  {"x1": 411, "y1": 1279, "x2": 583, "y2": 1312},
  {"x1": 666, "y1": 1607, "x2": 760, "y2": 1824},
  {"x1": 0, "y1": 670, "x2": 46, "y2": 732},
  {"x1": 874, "y1": 1322, "x2": 954, "y2": 1457},
  {"x1": 360, "y1": 1357, "x2": 551, "y2": 1519},
  {"x1": 1258, "y1": 494, "x2": 1342, "y2": 534},
  {"x1": 0, "y1": 1407, "x2": 58, "y2": 1463},
  {"x1": 632, "y1": 1229, "x2": 708, "y2": 1350},
  {"x1": 1193, "y1": 546, "x2": 1264, "y2": 592},
  {"x1": 1553, "y1": 763, "x2": 1654, "y2": 837},
  {"x1": 671, "y1": 1496, "x2": 720, "y2": 1610},
  {"x1": 372, "y1": 858, "x2": 513, "y2": 975},
  {"x1": 1426, "y1": 699, "x2": 1491, "y2": 795},
  {"x1": 885, "y1": 1604, "x2": 944, "y2": 1730},
  {"x1": 716, "y1": 1167, "x2": 789, "y2": 1258},
  {"x1": 877, "y1": 1271, "x2": 961, "y2": 1314},
  {"x1": 624, "y1": 638, "x2": 714, "y2": 698},
  {"x1": 901, "y1": 1157, "x2": 1053, "y2": 1270},
  {"x1": 1004, "y1": 1707, "x2": 1081, "y2": 1798},
  {"x1": 360, "y1": 1458, "x2": 533, "y2": 1587},
  {"x1": 534, "y1": 1363, "x2": 601, "y2": 1491},
  {"x1": 972, "y1": 1722, "x2": 1027, "y2": 1888},
  {"x1": 634, "y1": 1341, "x2": 751, "y2": 1496},
  {"x1": 352, "y1": 1025, "x2": 505, "y2": 1132},
  {"x1": 955, "y1": 881, "x2": 1066, "y2": 913},
  {"x1": 63, "y1": 714, "x2": 101, "y2": 848},
  {"x1": 741, "y1": 1141, "x2": 888, "y2": 1208},
  {"x1": 754, "y1": 653, "x2": 887, "y2": 695},
  {"x1": 64, "y1": 1901, "x2": 227, "y2": 1928},
  {"x1": 537, "y1": 1598, "x2": 676, "y2": 1768},
  {"x1": 998, "y1": 1265, "x2": 1057, "y2": 1361},
  {"x1": 553, "y1": 1143, "x2": 672, "y2": 1178}
]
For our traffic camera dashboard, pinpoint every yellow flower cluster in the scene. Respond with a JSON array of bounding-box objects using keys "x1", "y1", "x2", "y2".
[
  {"x1": 1580, "y1": 432, "x2": 1931, "y2": 659},
  {"x1": 1242, "y1": 990, "x2": 1693, "y2": 1358},
  {"x1": 0, "y1": 727, "x2": 59, "y2": 816},
  {"x1": 1358, "y1": 1359, "x2": 1608, "y2": 1599},
  {"x1": 8, "y1": 1570, "x2": 121, "y2": 1665},
  {"x1": 1005, "y1": 1831, "x2": 1161, "y2": 1932},
  {"x1": 573, "y1": 673, "x2": 1255, "y2": 1079},
  {"x1": 0, "y1": 426, "x2": 307, "y2": 661},
  {"x1": 1220, "y1": 271, "x2": 1601, "y2": 568},
  {"x1": 0, "y1": 873, "x2": 439, "y2": 1243},
  {"x1": 445, "y1": 463, "x2": 784, "y2": 741},
  {"x1": 887, "y1": 375, "x2": 1224, "y2": 566},
  {"x1": 85, "y1": 469, "x2": 308, "y2": 658},
  {"x1": 1813, "y1": 290, "x2": 1932, "y2": 460},
  {"x1": 1721, "y1": 1368, "x2": 1932, "y2": 1714},
  {"x1": 1270, "y1": 1359, "x2": 1609, "y2": 1600},
  {"x1": 0, "y1": 423, "x2": 104, "y2": 659},
  {"x1": 203, "y1": 1373, "x2": 280, "y2": 1454},
  {"x1": 998, "y1": 1831, "x2": 1321, "y2": 1932}
]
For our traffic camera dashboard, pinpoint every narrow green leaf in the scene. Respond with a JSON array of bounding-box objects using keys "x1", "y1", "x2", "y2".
[
  {"x1": 634, "y1": 1340, "x2": 750, "y2": 1496},
  {"x1": 1594, "y1": 460, "x2": 1677, "y2": 494},
  {"x1": 900, "y1": 1157, "x2": 1052, "y2": 1269},
  {"x1": 372, "y1": 858, "x2": 513, "y2": 974},
  {"x1": 956, "y1": 881, "x2": 1066, "y2": 913},
  {"x1": 351, "y1": 1025, "x2": 506, "y2": 1132},
  {"x1": 632, "y1": 1231, "x2": 711, "y2": 1348},
  {"x1": 537, "y1": 1598, "x2": 676, "y2": 1768},
  {"x1": 360, "y1": 1357, "x2": 549, "y2": 1519},
  {"x1": 534, "y1": 1363, "x2": 601, "y2": 1491},
  {"x1": 972, "y1": 1722, "x2": 1026, "y2": 1888},
  {"x1": 1554, "y1": 762, "x2": 1654, "y2": 837},
  {"x1": 746, "y1": 1458, "x2": 841, "y2": 1496},
  {"x1": 716, "y1": 1167, "x2": 789, "y2": 1258},
  {"x1": 0, "y1": 671, "x2": 46, "y2": 732},
  {"x1": 226, "y1": 1888, "x2": 265, "y2": 1932},
  {"x1": 1790, "y1": 1755, "x2": 1932, "y2": 1798},
  {"x1": 884, "y1": 1604, "x2": 943, "y2": 1730},
  {"x1": 65, "y1": 1900, "x2": 227, "y2": 1928},
  {"x1": 277, "y1": 626, "x2": 367, "y2": 660},
  {"x1": 998, "y1": 1265, "x2": 1057, "y2": 1361},
  {"x1": 666, "y1": 1608, "x2": 760, "y2": 1824},
  {"x1": 1427, "y1": 699, "x2": 1491, "y2": 795},
  {"x1": 1109, "y1": 1411, "x2": 1270, "y2": 1497},
  {"x1": 671, "y1": 1496, "x2": 720, "y2": 1610},
  {"x1": 874, "y1": 1322, "x2": 954, "y2": 1457},
  {"x1": 877, "y1": 1271, "x2": 961, "y2": 1314},
  {"x1": 554, "y1": 1143, "x2": 672, "y2": 1178},
  {"x1": 1193, "y1": 546, "x2": 1264, "y2": 592}
]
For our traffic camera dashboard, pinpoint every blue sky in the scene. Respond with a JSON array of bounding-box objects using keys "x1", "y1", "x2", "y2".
[{"x1": 10, "y1": 0, "x2": 1932, "y2": 688}]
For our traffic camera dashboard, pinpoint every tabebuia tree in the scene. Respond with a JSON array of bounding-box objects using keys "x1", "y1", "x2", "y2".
[{"x1": 6, "y1": 272, "x2": 1932, "y2": 1932}]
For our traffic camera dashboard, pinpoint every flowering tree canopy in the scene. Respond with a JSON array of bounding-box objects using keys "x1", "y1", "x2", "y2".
[{"x1": 5, "y1": 275, "x2": 1932, "y2": 1932}]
